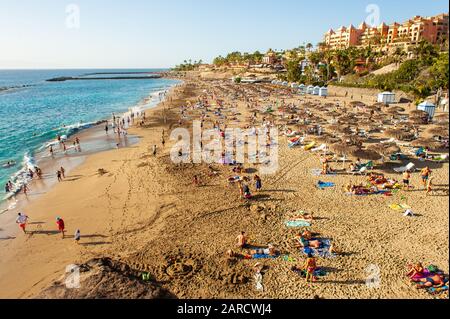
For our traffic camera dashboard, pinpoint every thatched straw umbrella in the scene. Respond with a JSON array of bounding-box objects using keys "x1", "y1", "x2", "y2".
[
  {"x1": 342, "y1": 134, "x2": 364, "y2": 147},
  {"x1": 410, "y1": 138, "x2": 442, "y2": 150},
  {"x1": 368, "y1": 143, "x2": 400, "y2": 156},
  {"x1": 327, "y1": 124, "x2": 352, "y2": 135},
  {"x1": 434, "y1": 113, "x2": 449, "y2": 124},
  {"x1": 349, "y1": 101, "x2": 366, "y2": 107},
  {"x1": 427, "y1": 126, "x2": 449, "y2": 138},
  {"x1": 330, "y1": 143, "x2": 358, "y2": 168},
  {"x1": 409, "y1": 110, "x2": 429, "y2": 118},
  {"x1": 350, "y1": 148, "x2": 382, "y2": 161},
  {"x1": 384, "y1": 128, "x2": 408, "y2": 140}
]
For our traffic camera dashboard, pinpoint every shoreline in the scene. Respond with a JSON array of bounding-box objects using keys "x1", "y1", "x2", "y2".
[
  {"x1": 0, "y1": 80, "x2": 180, "y2": 241},
  {"x1": 0, "y1": 78, "x2": 190, "y2": 298}
]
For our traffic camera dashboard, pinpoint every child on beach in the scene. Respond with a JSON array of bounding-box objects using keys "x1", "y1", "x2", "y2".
[
  {"x1": 402, "y1": 170, "x2": 411, "y2": 190},
  {"x1": 56, "y1": 217, "x2": 65, "y2": 239},
  {"x1": 193, "y1": 175, "x2": 200, "y2": 187},
  {"x1": 254, "y1": 175, "x2": 262, "y2": 192},
  {"x1": 74, "y1": 229, "x2": 81, "y2": 244},
  {"x1": 15, "y1": 212, "x2": 29, "y2": 234},
  {"x1": 305, "y1": 253, "x2": 317, "y2": 283}
]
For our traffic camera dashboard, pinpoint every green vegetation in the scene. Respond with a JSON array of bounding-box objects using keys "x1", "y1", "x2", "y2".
[
  {"x1": 335, "y1": 41, "x2": 449, "y2": 98},
  {"x1": 213, "y1": 51, "x2": 264, "y2": 67},
  {"x1": 173, "y1": 59, "x2": 203, "y2": 71}
]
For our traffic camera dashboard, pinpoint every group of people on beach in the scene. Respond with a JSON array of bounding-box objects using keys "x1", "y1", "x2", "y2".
[{"x1": 15, "y1": 211, "x2": 81, "y2": 243}]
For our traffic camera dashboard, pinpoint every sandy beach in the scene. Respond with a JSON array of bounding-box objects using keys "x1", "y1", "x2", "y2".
[{"x1": 0, "y1": 73, "x2": 448, "y2": 299}]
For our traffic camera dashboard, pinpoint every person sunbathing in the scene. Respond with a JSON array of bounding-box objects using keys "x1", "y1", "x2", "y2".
[
  {"x1": 236, "y1": 231, "x2": 248, "y2": 249},
  {"x1": 417, "y1": 274, "x2": 446, "y2": 289},
  {"x1": 292, "y1": 212, "x2": 314, "y2": 222},
  {"x1": 294, "y1": 233, "x2": 321, "y2": 249},
  {"x1": 407, "y1": 263, "x2": 426, "y2": 280},
  {"x1": 249, "y1": 244, "x2": 279, "y2": 256}
]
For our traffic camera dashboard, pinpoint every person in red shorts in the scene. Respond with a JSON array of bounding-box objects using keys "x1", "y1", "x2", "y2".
[
  {"x1": 56, "y1": 217, "x2": 65, "y2": 239},
  {"x1": 15, "y1": 212, "x2": 29, "y2": 234}
]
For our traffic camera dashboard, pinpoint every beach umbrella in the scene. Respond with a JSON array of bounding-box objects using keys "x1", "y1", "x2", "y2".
[
  {"x1": 368, "y1": 143, "x2": 400, "y2": 156},
  {"x1": 342, "y1": 134, "x2": 364, "y2": 147},
  {"x1": 385, "y1": 106, "x2": 405, "y2": 114},
  {"x1": 330, "y1": 143, "x2": 358, "y2": 168},
  {"x1": 409, "y1": 110, "x2": 429, "y2": 118},
  {"x1": 427, "y1": 126, "x2": 449, "y2": 137},
  {"x1": 434, "y1": 113, "x2": 449, "y2": 123},
  {"x1": 349, "y1": 101, "x2": 366, "y2": 107},
  {"x1": 311, "y1": 135, "x2": 339, "y2": 145},
  {"x1": 329, "y1": 125, "x2": 353, "y2": 135},
  {"x1": 410, "y1": 138, "x2": 442, "y2": 150},
  {"x1": 384, "y1": 128, "x2": 407, "y2": 139},
  {"x1": 350, "y1": 148, "x2": 382, "y2": 161}
]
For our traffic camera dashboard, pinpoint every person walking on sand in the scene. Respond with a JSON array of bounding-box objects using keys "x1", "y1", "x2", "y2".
[
  {"x1": 161, "y1": 137, "x2": 166, "y2": 148},
  {"x1": 16, "y1": 212, "x2": 29, "y2": 234},
  {"x1": 57, "y1": 170, "x2": 62, "y2": 182},
  {"x1": 22, "y1": 184, "x2": 29, "y2": 196},
  {"x1": 49, "y1": 145, "x2": 54, "y2": 157},
  {"x1": 426, "y1": 177, "x2": 434, "y2": 195},
  {"x1": 304, "y1": 253, "x2": 317, "y2": 284},
  {"x1": 105, "y1": 122, "x2": 109, "y2": 134},
  {"x1": 74, "y1": 229, "x2": 81, "y2": 244},
  {"x1": 420, "y1": 166, "x2": 431, "y2": 189},
  {"x1": 56, "y1": 217, "x2": 65, "y2": 239},
  {"x1": 152, "y1": 145, "x2": 157, "y2": 156},
  {"x1": 60, "y1": 166, "x2": 66, "y2": 179},
  {"x1": 254, "y1": 175, "x2": 262, "y2": 192}
]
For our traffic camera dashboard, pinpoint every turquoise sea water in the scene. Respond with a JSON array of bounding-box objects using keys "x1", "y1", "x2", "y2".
[{"x1": 0, "y1": 69, "x2": 179, "y2": 198}]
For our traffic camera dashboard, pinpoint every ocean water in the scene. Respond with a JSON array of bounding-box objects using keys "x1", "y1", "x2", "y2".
[{"x1": 0, "y1": 69, "x2": 180, "y2": 198}]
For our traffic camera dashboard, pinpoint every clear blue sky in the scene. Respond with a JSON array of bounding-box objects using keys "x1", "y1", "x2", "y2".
[{"x1": 0, "y1": 0, "x2": 448, "y2": 69}]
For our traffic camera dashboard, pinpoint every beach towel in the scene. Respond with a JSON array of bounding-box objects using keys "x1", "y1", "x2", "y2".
[
  {"x1": 317, "y1": 181, "x2": 335, "y2": 189},
  {"x1": 252, "y1": 254, "x2": 279, "y2": 259},
  {"x1": 285, "y1": 220, "x2": 311, "y2": 227},
  {"x1": 389, "y1": 203, "x2": 411, "y2": 211},
  {"x1": 282, "y1": 255, "x2": 298, "y2": 262},
  {"x1": 293, "y1": 267, "x2": 328, "y2": 278},
  {"x1": 302, "y1": 239, "x2": 336, "y2": 258}
]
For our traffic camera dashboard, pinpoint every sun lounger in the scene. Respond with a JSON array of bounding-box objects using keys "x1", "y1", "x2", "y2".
[
  {"x1": 393, "y1": 162, "x2": 415, "y2": 173},
  {"x1": 312, "y1": 144, "x2": 326, "y2": 152},
  {"x1": 349, "y1": 166, "x2": 368, "y2": 175},
  {"x1": 433, "y1": 154, "x2": 449, "y2": 162},
  {"x1": 381, "y1": 138, "x2": 396, "y2": 144}
]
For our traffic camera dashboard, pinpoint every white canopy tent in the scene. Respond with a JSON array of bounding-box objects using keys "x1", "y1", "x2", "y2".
[
  {"x1": 417, "y1": 101, "x2": 436, "y2": 119},
  {"x1": 377, "y1": 92, "x2": 396, "y2": 105}
]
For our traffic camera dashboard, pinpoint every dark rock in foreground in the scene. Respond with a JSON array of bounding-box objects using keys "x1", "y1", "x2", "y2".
[{"x1": 38, "y1": 257, "x2": 176, "y2": 299}]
